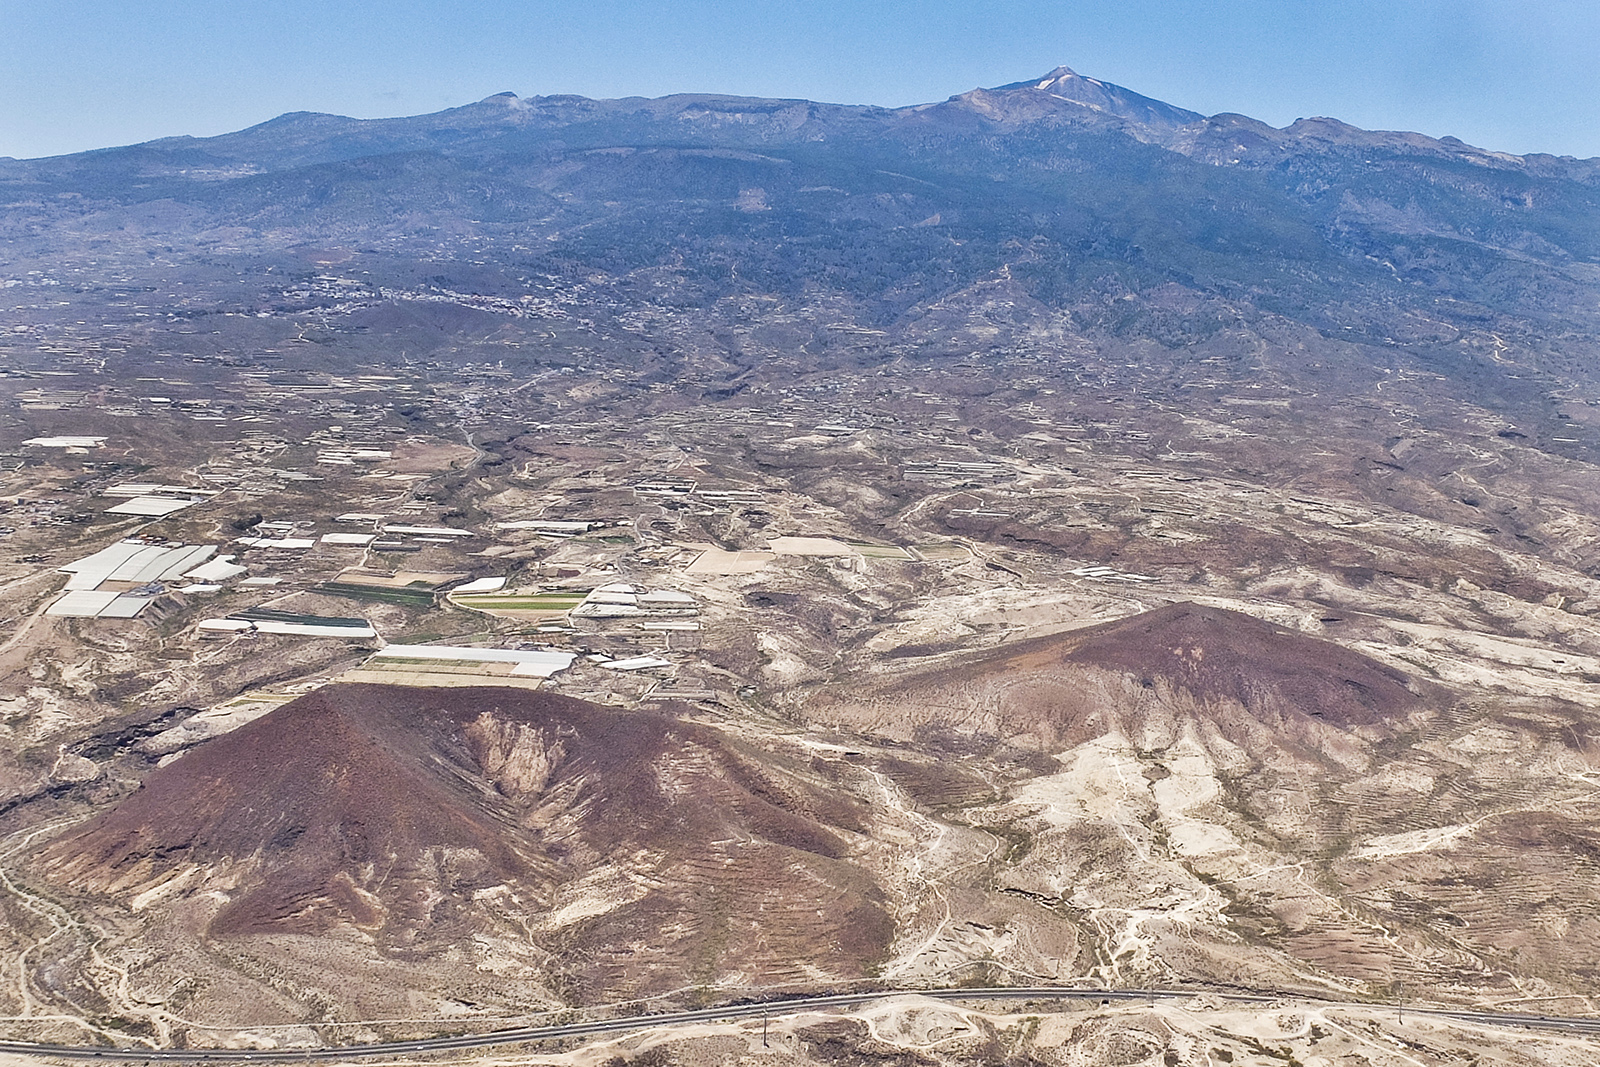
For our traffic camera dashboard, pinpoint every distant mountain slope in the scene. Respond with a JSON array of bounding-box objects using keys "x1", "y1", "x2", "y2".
[
  {"x1": 5, "y1": 66, "x2": 1600, "y2": 449},
  {"x1": 4, "y1": 66, "x2": 1599, "y2": 348}
]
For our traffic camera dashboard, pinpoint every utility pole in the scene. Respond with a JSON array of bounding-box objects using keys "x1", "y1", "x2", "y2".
[{"x1": 762, "y1": 1011, "x2": 769, "y2": 1047}]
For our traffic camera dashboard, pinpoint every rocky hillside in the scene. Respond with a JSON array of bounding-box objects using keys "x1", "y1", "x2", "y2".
[{"x1": 40, "y1": 684, "x2": 891, "y2": 1014}]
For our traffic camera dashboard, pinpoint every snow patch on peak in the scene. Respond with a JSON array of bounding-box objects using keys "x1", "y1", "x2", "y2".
[
  {"x1": 992, "y1": 66, "x2": 1110, "y2": 94},
  {"x1": 1034, "y1": 66, "x2": 1080, "y2": 88},
  {"x1": 481, "y1": 91, "x2": 530, "y2": 110}
]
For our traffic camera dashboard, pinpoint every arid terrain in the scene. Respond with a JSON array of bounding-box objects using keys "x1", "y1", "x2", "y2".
[{"x1": 4, "y1": 66, "x2": 1600, "y2": 1064}]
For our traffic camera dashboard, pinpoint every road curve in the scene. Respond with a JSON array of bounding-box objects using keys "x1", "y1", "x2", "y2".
[{"x1": 3, "y1": 986, "x2": 1599, "y2": 1062}]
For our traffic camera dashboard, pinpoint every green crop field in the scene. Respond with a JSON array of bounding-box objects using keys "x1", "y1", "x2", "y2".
[
  {"x1": 316, "y1": 582, "x2": 438, "y2": 608},
  {"x1": 230, "y1": 608, "x2": 372, "y2": 628}
]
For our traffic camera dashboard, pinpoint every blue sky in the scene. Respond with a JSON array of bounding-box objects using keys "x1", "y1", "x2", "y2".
[{"x1": 3, "y1": 0, "x2": 1598, "y2": 160}]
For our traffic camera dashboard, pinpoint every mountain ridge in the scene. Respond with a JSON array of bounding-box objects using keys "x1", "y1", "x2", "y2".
[{"x1": 8, "y1": 64, "x2": 1596, "y2": 169}]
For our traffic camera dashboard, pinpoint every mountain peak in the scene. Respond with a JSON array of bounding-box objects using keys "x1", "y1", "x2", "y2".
[
  {"x1": 478, "y1": 90, "x2": 532, "y2": 114},
  {"x1": 991, "y1": 65, "x2": 1107, "y2": 94},
  {"x1": 983, "y1": 65, "x2": 1205, "y2": 131},
  {"x1": 1033, "y1": 66, "x2": 1087, "y2": 90}
]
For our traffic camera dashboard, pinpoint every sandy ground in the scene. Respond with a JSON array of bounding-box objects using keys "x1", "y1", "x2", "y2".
[{"x1": 75, "y1": 995, "x2": 1583, "y2": 1067}]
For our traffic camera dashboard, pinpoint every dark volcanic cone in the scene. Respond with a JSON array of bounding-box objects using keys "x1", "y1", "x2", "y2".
[
  {"x1": 810, "y1": 602, "x2": 1424, "y2": 760},
  {"x1": 1035, "y1": 601, "x2": 1417, "y2": 727},
  {"x1": 39, "y1": 684, "x2": 890, "y2": 999}
]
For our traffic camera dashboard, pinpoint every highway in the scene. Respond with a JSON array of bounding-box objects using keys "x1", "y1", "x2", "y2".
[{"x1": 3, "y1": 986, "x2": 1599, "y2": 1062}]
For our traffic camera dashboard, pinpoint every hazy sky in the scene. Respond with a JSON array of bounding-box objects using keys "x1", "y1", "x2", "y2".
[{"x1": 3, "y1": 0, "x2": 1598, "y2": 160}]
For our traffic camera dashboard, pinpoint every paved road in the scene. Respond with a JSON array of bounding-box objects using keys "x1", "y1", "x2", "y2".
[{"x1": 4, "y1": 986, "x2": 1599, "y2": 1062}]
